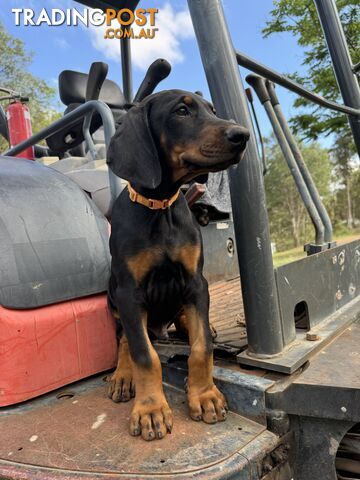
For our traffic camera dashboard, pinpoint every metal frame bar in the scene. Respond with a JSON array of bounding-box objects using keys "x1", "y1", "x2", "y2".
[
  {"x1": 247, "y1": 74, "x2": 326, "y2": 248},
  {"x1": 266, "y1": 80, "x2": 334, "y2": 245},
  {"x1": 236, "y1": 51, "x2": 360, "y2": 118},
  {"x1": 188, "y1": 0, "x2": 284, "y2": 357},
  {"x1": 3, "y1": 100, "x2": 122, "y2": 208},
  {"x1": 314, "y1": 0, "x2": 360, "y2": 155},
  {"x1": 120, "y1": 37, "x2": 133, "y2": 103},
  {"x1": 264, "y1": 99, "x2": 325, "y2": 246}
]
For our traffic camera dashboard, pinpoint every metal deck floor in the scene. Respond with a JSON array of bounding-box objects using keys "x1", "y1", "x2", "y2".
[
  {"x1": 209, "y1": 277, "x2": 247, "y2": 349},
  {"x1": 0, "y1": 376, "x2": 270, "y2": 479}
]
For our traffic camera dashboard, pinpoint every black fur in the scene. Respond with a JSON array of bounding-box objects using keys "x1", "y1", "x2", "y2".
[{"x1": 107, "y1": 89, "x2": 249, "y2": 369}]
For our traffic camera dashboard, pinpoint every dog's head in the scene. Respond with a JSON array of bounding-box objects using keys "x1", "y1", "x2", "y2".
[{"x1": 107, "y1": 90, "x2": 249, "y2": 191}]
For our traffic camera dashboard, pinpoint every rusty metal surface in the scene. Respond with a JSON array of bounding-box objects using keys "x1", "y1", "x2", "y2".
[
  {"x1": 267, "y1": 321, "x2": 360, "y2": 422},
  {"x1": 0, "y1": 375, "x2": 267, "y2": 479},
  {"x1": 238, "y1": 295, "x2": 360, "y2": 374},
  {"x1": 209, "y1": 277, "x2": 247, "y2": 348},
  {"x1": 293, "y1": 322, "x2": 360, "y2": 389}
]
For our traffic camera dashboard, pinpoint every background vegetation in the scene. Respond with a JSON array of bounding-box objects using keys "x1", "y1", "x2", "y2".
[{"x1": 0, "y1": 22, "x2": 60, "y2": 152}]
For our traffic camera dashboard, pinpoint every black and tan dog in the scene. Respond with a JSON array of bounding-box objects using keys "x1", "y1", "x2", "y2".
[{"x1": 107, "y1": 90, "x2": 249, "y2": 441}]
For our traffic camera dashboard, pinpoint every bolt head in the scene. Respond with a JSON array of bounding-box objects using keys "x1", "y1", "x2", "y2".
[{"x1": 306, "y1": 332, "x2": 320, "y2": 341}]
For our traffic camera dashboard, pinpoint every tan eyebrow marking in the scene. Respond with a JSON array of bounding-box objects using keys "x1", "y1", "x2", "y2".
[{"x1": 183, "y1": 96, "x2": 193, "y2": 106}]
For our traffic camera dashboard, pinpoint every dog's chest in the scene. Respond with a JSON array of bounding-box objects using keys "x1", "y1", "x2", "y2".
[{"x1": 143, "y1": 252, "x2": 193, "y2": 306}]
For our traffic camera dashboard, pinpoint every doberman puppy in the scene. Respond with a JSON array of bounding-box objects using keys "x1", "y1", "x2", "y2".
[{"x1": 107, "y1": 90, "x2": 249, "y2": 441}]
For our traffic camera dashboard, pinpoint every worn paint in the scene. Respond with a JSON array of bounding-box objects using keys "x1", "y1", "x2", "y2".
[{"x1": 91, "y1": 413, "x2": 107, "y2": 430}]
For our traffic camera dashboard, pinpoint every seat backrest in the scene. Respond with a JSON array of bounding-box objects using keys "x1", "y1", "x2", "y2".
[
  {"x1": 59, "y1": 70, "x2": 125, "y2": 108},
  {"x1": 46, "y1": 69, "x2": 125, "y2": 155}
]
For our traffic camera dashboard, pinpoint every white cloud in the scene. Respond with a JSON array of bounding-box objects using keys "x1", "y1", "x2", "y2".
[
  {"x1": 54, "y1": 37, "x2": 70, "y2": 49},
  {"x1": 87, "y1": 2, "x2": 195, "y2": 71}
]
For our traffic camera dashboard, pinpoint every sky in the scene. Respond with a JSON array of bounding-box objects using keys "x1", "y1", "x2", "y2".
[{"x1": 0, "y1": 0, "x2": 321, "y2": 142}]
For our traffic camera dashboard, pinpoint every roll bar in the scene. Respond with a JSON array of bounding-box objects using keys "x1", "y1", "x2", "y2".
[{"x1": 3, "y1": 100, "x2": 122, "y2": 209}]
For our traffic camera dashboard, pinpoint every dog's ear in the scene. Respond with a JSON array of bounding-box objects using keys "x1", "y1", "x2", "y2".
[{"x1": 107, "y1": 102, "x2": 161, "y2": 189}]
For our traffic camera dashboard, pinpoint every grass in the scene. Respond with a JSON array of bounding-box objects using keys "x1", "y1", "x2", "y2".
[{"x1": 273, "y1": 231, "x2": 360, "y2": 268}]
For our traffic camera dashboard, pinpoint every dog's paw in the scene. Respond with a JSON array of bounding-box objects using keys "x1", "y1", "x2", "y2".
[
  {"x1": 188, "y1": 384, "x2": 228, "y2": 424},
  {"x1": 107, "y1": 369, "x2": 135, "y2": 403},
  {"x1": 130, "y1": 396, "x2": 173, "y2": 441}
]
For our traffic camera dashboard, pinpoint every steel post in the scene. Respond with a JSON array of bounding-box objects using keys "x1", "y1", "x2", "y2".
[
  {"x1": 314, "y1": 0, "x2": 360, "y2": 155},
  {"x1": 120, "y1": 37, "x2": 133, "y2": 103},
  {"x1": 188, "y1": 0, "x2": 284, "y2": 356}
]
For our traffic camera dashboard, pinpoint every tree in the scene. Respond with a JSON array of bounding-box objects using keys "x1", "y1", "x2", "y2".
[
  {"x1": 330, "y1": 135, "x2": 357, "y2": 228},
  {"x1": 0, "y1": 22, "x2": 60, "y2": 152},
  {"x1": 331, "y1": 139, "x2": 360, "y2": 230},
  {"x1": 263, "y1": 0, "x2": 359, "y2": 152},
  {"x1": 264, "y1": 139, "x2": 332, "y2": 250}
]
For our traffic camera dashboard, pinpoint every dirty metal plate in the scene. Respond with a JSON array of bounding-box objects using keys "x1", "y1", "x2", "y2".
[
  {"x1": 0, "y1": 376, "x2": 265, "y2": 478},
  {"x1": 238, "y1": 293, "x2": 360, "y2": 374},
  {"x1": 267, "y1": 321, "x2": 360, "y2": 421},
  {"x1": 293, "y1": 322, "x2": 360, "y2": 389}
]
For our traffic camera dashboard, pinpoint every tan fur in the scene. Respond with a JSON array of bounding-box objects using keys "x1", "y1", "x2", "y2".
[
  {"x1": 183, "y1": 95, "x2": 193, "y2": 105},
  {"x1": 181, "y1": 306, "x2": 227, "y2": 424},
  {"x1": 129, "y1": 313, "x2": 173, "y2": 440},
  {"x1": 107, "y1": 335, "x2": 135, "y2": 403},
  {"x1": 126, "y1": 247, "x2": 164, "y2": 283},
  {"x1": 171, "y1": 244, "x2": 200, "y2": 275}
]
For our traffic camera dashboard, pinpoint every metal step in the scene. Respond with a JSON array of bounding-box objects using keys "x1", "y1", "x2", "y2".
[{"x1": 0, "y1": 374, "x2": 282, "y2": 479}]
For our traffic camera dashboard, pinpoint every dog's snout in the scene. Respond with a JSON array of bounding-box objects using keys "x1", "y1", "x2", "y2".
[{"x1": 225, "y1": 125, "x2": 250, "y2": 148}]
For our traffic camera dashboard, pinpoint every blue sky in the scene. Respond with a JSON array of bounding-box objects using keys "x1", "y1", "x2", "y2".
[{"x1": 1, "y1": 0, "x2": 316, "y2": 141}]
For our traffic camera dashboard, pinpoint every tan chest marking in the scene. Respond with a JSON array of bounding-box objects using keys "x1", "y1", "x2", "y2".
[
  {"x1": 126, "y1": 244, "x2": 200, "y2": 283},
  {"x1": 126, "y1": 248, "x2": 164, "y2": 283},
  {"x1": 170, "y1": 244, "x2": 201, "y2": 276}
]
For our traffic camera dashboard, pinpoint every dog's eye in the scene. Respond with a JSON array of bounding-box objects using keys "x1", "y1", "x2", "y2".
[{"x1": 176, "y1": 106, "x2": 190, "y2": 117}]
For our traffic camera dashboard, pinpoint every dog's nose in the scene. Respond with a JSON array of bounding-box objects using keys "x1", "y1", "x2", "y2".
[{"x1": 225, "y1": 125, "x2": 250, "y2": 148}]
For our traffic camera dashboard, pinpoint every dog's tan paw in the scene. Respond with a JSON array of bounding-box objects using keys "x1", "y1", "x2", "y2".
[
  {"x1": 107, "y1": 369, "x2": 135, "y2": 403},
  {"x1": 130, "y1": 396, "x2": 173, "y2": 441},
  {"x1": 188, "y1": 384, "x2": 228, "y2": 424}
]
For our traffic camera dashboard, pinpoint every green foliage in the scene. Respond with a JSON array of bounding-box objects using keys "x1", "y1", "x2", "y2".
[
  {"x1": 0, "y1": 22, "x2": 60, "y2": 151},
  {"x1": 263, "y1": 0, "x2": 359, "y2": 148},
  {"x1": 264, "y1": 139, "x2": 332, "y2": 250}
]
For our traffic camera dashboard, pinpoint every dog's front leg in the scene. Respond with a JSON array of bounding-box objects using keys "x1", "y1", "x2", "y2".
[
  {"x1": 108, "y1": 335, "x2": 135, "y2": 403},
  {"x1": 115, "y1": 290, "x2": 173, "y2": 441},
  {"x1": 183, "y1": 278, "x2": 228, "y2": 424}
]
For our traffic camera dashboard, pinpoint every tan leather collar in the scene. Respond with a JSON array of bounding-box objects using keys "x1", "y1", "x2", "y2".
[{"x1": 127, "y1": 183, "x2": 180, "y2": 210}]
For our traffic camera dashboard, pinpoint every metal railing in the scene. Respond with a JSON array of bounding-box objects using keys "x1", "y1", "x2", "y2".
[{"x1": 3, "y1": 100, "x2": 122, "y2": 208}]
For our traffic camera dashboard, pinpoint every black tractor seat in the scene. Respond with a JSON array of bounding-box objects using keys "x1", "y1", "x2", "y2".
[{"x1": 46, "y1": 69, "x2": 126, "y2": 156}]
